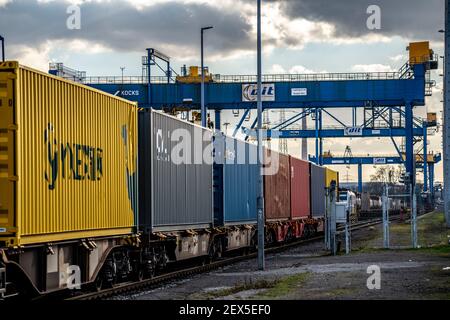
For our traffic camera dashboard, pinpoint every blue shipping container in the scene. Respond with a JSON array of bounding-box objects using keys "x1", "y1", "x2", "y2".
[{"x1": 214, "y1": 133, "x2": 259, "y2": 226}]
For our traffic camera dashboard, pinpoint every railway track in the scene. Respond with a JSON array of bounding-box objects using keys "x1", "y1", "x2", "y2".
[{"x1": 63, "y1": 217, "x2": 390, "y2": 301}]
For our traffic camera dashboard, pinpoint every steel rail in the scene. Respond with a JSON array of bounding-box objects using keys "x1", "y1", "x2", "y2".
[{"x1": 64, "y1": 217, "x2": 392, "y2": 301}]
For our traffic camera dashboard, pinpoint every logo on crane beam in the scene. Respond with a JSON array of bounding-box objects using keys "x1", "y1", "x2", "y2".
[
  {"x1": 344, "y1": 127, "x2": 363, "y2": 136},
  {"x1": 114, "y1": 90, "x2": 140, "y2": 97},
  {"x1": 242, "y1": 83, "x2": 275, "y2": 102}
]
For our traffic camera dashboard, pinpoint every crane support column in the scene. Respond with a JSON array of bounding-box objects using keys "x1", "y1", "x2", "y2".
[
  {"x1": 405, "y1": 102, "x2": 415, "y2": 189},
  {"x1": 405, "y1": 100, "x2": 418, "y2": 247},
  {"x1": 423, "y1": 121, "x2": 428, "y2": 192},
  {"x1": 215, "y1": 109, "x2": 221, "y2": 131},
  {"x1": 429, "y1": 163, "x2": 435, "y2": 199},
  {"x1": 358, "y1": 162, "x2": 363, "y2": 193},
  {"x1": 301, "y1": 108, "x2": 308, "y2": 160},
  {"x1": 319, "y1": 109, "x2": 323, "y2": 166},
  {"x1": 444, "y1": 0, "x2": 450, "y2": 227},
  {"x1": 315, "y1": 108, "x2": 319, "y2": 165}
]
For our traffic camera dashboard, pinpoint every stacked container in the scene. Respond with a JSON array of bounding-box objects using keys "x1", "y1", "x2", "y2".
[
  {"x1": 213, "y1": 133, "x2": 259, "y2": 226},
  {"x1": 325, "y1": 167, "x2": 339, "y2": 190},
  {"x1": 138, "y1": 110, "x2": 214, "y2": 232},
  {"x1": 289, "y1": 156, "x2": 310, "y2": 219},
  {"x1": 0, "y1": 61, "x2": 138, "y2": 246},
  {"x1": 310, "y1": 163, "x2": 326, "y2": 217},
  {"x1": 264, "y1": 149, "x2": 291, "y2": 221}
]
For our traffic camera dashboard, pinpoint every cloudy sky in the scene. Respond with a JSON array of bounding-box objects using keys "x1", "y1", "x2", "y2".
[{"x1": 0, "y1": 0, "x2": 445, "y2": 184}]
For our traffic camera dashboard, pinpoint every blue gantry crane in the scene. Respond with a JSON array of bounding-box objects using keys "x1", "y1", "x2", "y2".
[{"x1": 50, "y1": 41, "x2": 439, "y2": 199}]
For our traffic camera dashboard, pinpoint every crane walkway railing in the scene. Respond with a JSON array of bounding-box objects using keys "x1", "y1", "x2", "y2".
[{"x1": 77, "y1": 71, "x2": 406, "y2": 85}]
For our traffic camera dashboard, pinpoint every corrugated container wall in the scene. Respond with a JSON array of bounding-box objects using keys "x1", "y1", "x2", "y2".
[
  {"x1": 138, "y1": 110, "x2": 213, "y2": 232},
  {"x1": 325, "y1": 168, "x2": 339, "y2": 190},
  {"x1": 310, "y1": 164, "x2": 326, "y2": 217},
  {"x1": 0, "y1": 61, "x2": 138, "y2": 246},
  {"x1": 213, "y1": 133, "x2": 258, "y2": 226},
  {"x1": 264, "y1": 149, "x2": 291, "y2": 220},
  {"x1": 289, "y1": 156, "x2": 310, "y2": 219}
]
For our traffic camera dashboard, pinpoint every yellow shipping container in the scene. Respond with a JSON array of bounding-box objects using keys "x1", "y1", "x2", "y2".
[
  {"x1": 325, "y1": 167, "x2": 339, "y2": 190},
  {"x1": 0, "y1": 61, "x2": 138, "y2": 247}
]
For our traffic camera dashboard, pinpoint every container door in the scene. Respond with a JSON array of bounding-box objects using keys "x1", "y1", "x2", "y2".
[{"x1": 0, "y1": 69, "x2": 17, "y2": 238}]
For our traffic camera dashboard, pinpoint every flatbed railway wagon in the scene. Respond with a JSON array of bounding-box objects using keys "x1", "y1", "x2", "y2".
[
  {"x1": 0, "y1": 61, "x2": 342, "y2": 298},
  {"x1": 0, "y1": 61, "x2": 139, "y2": 297}
]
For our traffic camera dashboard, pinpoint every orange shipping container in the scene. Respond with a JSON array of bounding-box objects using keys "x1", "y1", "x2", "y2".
[{"x1": 264, "y1": 149, "x2": 291, "y2": 221}]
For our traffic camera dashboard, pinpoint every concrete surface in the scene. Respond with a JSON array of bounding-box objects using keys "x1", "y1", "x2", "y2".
[{"x1": 112, "y1": 212, "x2": 450, "y2": 300}]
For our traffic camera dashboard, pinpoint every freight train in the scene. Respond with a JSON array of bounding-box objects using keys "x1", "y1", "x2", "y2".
[
  {"x1": 356, "y1": 192, "x2": 404, "y2": 220},
  {"x1": 358, "y1": 192, "x2": 403, "y2": 212},
  {"x1": 0, "y1": 62, "x2": 338, "y2": 299}
]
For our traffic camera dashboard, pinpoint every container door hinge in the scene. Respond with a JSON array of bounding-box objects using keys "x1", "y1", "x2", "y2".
[
  {"x1": 0, "y1": 265, "x2": 6, "y2": 298},
  {"x1": 8, "y1": 176, "x2": 18, "y2": 182},
  {"x1": 7, "y1": 125, "x2": 18, "y2": 131}
]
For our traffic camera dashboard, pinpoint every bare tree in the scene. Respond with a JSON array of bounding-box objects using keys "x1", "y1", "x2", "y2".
[{"x1": 370, "y1": 165, "x2": 403, "y2": 184}]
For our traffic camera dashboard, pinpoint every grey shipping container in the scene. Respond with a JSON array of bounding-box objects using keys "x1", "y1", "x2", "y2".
[
  {"x1": 139, "y1": 110, "x2": 214, "y2": 232},
  {"x1": 213, "y1": 133, "x2": 258, "y2": 226},
  {"x1": 310, "y1": 163, "x2": 326, "y2": 217}
]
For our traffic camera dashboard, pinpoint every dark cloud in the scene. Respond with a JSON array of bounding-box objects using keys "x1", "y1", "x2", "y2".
[
  {"x1": 273, "y1": 0, "x2": 444, "y2": 41},
  {"x1": 0, "y1": 0, "x2": 444, "y2": 59},
  {"x1": 0, "y1": 0, "x2": 253, "y2": 55}
]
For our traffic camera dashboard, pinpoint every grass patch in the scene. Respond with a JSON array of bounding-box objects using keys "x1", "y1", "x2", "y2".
[
  {"x1": 352, "y1": 247, "x2": 388, "y2": 254},
  {"x1": 409, "y1": 244, "x2": 450, "y2": 255},
  {"x1": 325, "y1": 288, "x2": 356, "y2": 297},
  {"x1": 429, "y1": 292, "x2": 450, "y2": 300},
  {"x1": 369, "y1": 212, "x2": 450, "y2": 248},
  {"x1": 195, "y1": 279, "x2": 276, "y2": 300},
  {"x1": 255, "y1": 273, "x2": 310, "y2": 299},
  {"x1": 197, "y1": 273, "x2": 311, "y2": 300}
]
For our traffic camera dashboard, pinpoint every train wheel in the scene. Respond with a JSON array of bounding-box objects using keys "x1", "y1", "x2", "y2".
[
  {"x1": 148, "y1": 267, "x2": 156, "y2": 279},
  {"x1": 250, "y1": 233, "x2": 258, "y2": 251},
  {"x1": 286, "y1": 228, "x2": 293, "y2": 242},
  {"x1": 204, "y1": 244, "x2": 215, "y2": 265},
  {"x1": 265, "y1": 230, "x2": 274, "y2": 245},
  {"x1": 94, "y1": 276, "x2": 104, "y2": 292},
  {"x1": 134, "y1": 269, "x2": 145, "y2": 282},
  {"x1": 303, "y1": 226, "x2": 309, "y2": 238}
]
